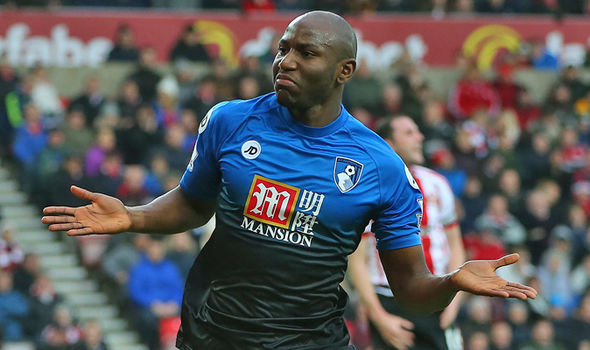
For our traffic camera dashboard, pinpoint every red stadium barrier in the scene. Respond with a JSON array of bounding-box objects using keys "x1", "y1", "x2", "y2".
[{"x1": 0, "y1": 10, "x2": 589, "y2": 69}]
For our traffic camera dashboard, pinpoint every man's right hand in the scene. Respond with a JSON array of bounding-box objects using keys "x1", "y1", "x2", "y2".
[
  {"x1": 42, "y1": 185, "x2": 132, "y2": 236},
  {"x1": 372, "y1": 311, "x2": 415, "y2": 350}
]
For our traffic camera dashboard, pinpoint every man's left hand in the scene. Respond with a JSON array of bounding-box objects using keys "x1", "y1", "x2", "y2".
[{"x1": 450, "y1": 254, "x2": 537, "y2": 300}]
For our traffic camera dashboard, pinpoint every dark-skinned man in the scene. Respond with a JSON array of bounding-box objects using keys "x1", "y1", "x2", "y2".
[{"x1": 43, "y1": 11, "x2": 536, "y2": 350}]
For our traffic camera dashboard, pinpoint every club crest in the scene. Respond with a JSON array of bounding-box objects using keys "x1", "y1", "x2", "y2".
[{"x1": 333, "y1": 157, "x2": 364, "y2": 193}]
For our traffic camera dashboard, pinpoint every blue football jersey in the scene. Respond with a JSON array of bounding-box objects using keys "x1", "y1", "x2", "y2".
[{"x1": 177, "y1": 93, "x2": 422, "y2": 349}]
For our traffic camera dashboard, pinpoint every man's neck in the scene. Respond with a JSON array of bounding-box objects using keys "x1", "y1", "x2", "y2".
[{"x1": 288, "y1": 100, "x2": 342, "y2": 128}]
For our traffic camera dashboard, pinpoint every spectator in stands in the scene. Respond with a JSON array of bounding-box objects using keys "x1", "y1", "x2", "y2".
[
  {"x1": 153, "y1": 75, "x2": 182, "y2": 129},
  {"x1": 85, "y1": 128, "x2": 117, "y2": 177},
  {"x1": 49, "y1": 155, "x2": 92, "y2": 207},
  {"x1": 460, "y1": 175, "x2": 488, "y2": 233},
  {"x1": 0, "y1": 228, "x2": 24, "y2": 271},
  {"x1": 12, "y1": 103, "x2": 47, "y2": 177},
  {"x1": 514, "y1": 89, "x2": 542, "y2": 131},
  {"x1": 179, "y1": 109, "x2": 198, "y2": 150},
  {"x1": 69, "y1": 76, "x2": 105, "y2": 126},
  {"x1": 374, "y1": 82, "x2": 404, "y2": 118},
  {"x1": 173, "y1": 61, "x2": 197, "y2": 105},
  {"x1": 475, "y1": 193, "x2": 526, "y2": 246},
  {"x1": 558, "y1": 292, "x2": 590, "y2": 349},
  {"x1": 554, "y1": 127, "x2": 588, "y2": 173},
  {"x1": 165, "y1": 231, "x2": 197, "y2": 279},
  {"x1": 169, "y1": 24, "x2": 213, "y2": 64},
  {"x1": 538, "y1": 228, "x2": 575, "y2": 311},
  {"x1": 102, "y1": 234, "x2": 151, "y2": 288},
  {"x1": 518, "y1": 132, "x2": 552, "y2": 188},
  {"x1": 36, "y1": 128, "x2": 67, "y2": 205},
  {"x1": 497, "y1": 168, "x2": 524, "y2": 215},
  {"x1": 449, "y1": 63, "x2": 501, "y2": 120},
  {"x1": 117, "y1": 80, "x2": 142, "y2": 127},
  {"x1": 92, "y1": 151, "x2": 124, "y2": 197},
  {"x1": 128, "y1": 238, "x2": 183, "y2": 350},
  {"x1": 529, "y1": 39, "x2": 560, "y2": 71},
  {"x1": 522, "y1": 319, "x2": 566, "y2": 350},
  {"x1": 492, "y1": 64, "x2": 523, "y2": 110},
  {"x1": 143, "y1": 153, "x2": 169, "y2": 196},
  {"x1": 0, "y1": 57, "x2": 20, "y2": 157},
  {"x1": 152, "y1": 124, "x2": 190, "y2": 171},
  {"x1": 13, "y1": 252, "x2": 40, "y2": 294},
  {"x1": 463, "y1": 226, "x2": 507, "y2": 261},
  {"x1": 431, "y1": 147, "x2": 467, "y2": 196},
  {"x1": 209, "y1": 60, "x2": 235, "y2": 101},
  {"x1": 344, "y1": 60, "x2": 383, "y2": 115},
  {"x1": 232, "y1": 55, "x2": 273, "y2": 94},
  {"x1": 497, "y1": 245, "x2": 536, "y2": 287},
  {"x1": 183, "y1": 75, "x2": 218, "y2": 121},
  {"x1": 39, "y1": 304, "x2": 83, "y2": 350},
  {"x1": 116, "y1": 104, "x2": 162, "y2": 165},
  {"x1": 107, "y1": 24, "x2": 140, "y2": 62},
  {"x1": 506, "y1": 300, "x2": 533, "y2": 347},
  {"x1": 127, "y1": 47, "x2": 162, "y2": 103},
  {"x1": 13, "y1": 104, "x2": 47, "y2": 166},
  {"x1": 462, "y1": 296, "x2": 493, "y2": 341},
  {"x1": 63, "y1": 109, "x2": 94, "y2": 157},
  {"x1": 520, "y1": 189, "x2": 558, "y2": 264},
  {"x1": 94, "y1": 102, "x2": 121, "y2": 130},
  {"x1": 421, "y1": 99, "x2": 454, "y2": 144},
  {"x1": 565, "y1": 204, "x2": 589, "y2": 263},
  {"x1": 466, "y1": 331, "x2": 490, "y2": 350},
  {"x1": 116, "y1": 165, "x2": 150, "y2": 206},
  {"x1": 235, "y1": 75, "x2": 261, "y2": 100},
  {"x1": 489, "y1": 320, "x2": 516, "y2": 350},
  {"x1": 0, "y1": 270, "x2": 29, "y2": 341},
  {"x1": 559, "y1": 65, "x2": 588, "y2": 102},
  {"x1": 76, "y1": 320, "x2": 108, "y2": 350},
  {"x1": 26, "y1": 275, "x2": 64, "y2": 339},
  {"x1": 30, "y1": 66, "x2": 63, "y2": 128},
  {"x1": 453, "y1": 127, "x2": 481, "y2": 174}
]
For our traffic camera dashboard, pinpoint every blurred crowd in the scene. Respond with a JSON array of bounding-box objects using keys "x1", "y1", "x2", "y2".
[
  {"x1": 1, "y1": 0, "x2": 590, "y2": 16},
  {"x1": 0, "y1": 225, "x2": 109, "y2": 349},
  {"x1": 1, "y1": 14, "x2": 590, "y2": 350}
]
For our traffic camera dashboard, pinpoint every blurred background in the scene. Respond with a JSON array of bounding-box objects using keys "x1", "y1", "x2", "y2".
[{"x1": 1, "y1": 1, "x2": 590, "y2": 350}]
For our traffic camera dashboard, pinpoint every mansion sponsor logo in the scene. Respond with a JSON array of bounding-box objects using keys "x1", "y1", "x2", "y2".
[{"x1": 242, "y1": 175, "x2": 325, "y2": 247}]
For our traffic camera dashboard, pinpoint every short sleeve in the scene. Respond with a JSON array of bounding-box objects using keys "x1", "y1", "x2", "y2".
[
  {"x1": 179, "y1": 102, "x2": 228, "y2": 200},
  {"x1": 438, "y1": 177, "x2": 458, "y2": 227},
  {"x1": 371, "y1": 156, "x2": 423, "y2": 251}
]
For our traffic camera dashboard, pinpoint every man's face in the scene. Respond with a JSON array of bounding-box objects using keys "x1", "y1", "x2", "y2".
[
  {"x1": 272, "y1": 20, "x2": 340, "y2": 110},
  {"x1": 390, "y1": 117, "x2": 424, "y2": 165}
]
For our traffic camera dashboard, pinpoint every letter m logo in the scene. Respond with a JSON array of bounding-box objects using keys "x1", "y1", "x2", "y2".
[{"x1": 244, "y1": 175, "x2": 301, "y2": 228}]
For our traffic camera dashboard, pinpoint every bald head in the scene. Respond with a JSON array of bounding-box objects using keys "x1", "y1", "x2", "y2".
[{"x1": 288, "y1": 11, "x2": 357, "y2": 60}]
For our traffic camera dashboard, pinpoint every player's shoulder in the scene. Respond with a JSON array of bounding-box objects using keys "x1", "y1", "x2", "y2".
[{"x1": 199, "y1": 93, "x2": 276, "y2": 134}]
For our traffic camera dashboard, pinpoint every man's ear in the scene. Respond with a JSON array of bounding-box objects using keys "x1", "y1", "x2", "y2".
[{"x1": 336, "y1": 59, "x2": 356, "y2": 84}]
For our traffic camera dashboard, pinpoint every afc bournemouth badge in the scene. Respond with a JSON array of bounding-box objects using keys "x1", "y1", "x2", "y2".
[{"x1": 333, "y1": 157, "x2": 364, "y2": 193}]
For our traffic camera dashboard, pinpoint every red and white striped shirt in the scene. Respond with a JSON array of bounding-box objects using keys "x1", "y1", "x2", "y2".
[{"x1": 364, "y1": 165, "x2": 457, "y2": 296}]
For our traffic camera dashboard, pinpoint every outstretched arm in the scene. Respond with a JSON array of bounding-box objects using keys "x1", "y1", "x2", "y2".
[
  {"x1": 380, "y1": 245, "x2": 537, "y2": 314},
  {"x1": 42, "y1": 185, "x2": 215, "y2": 236}
]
